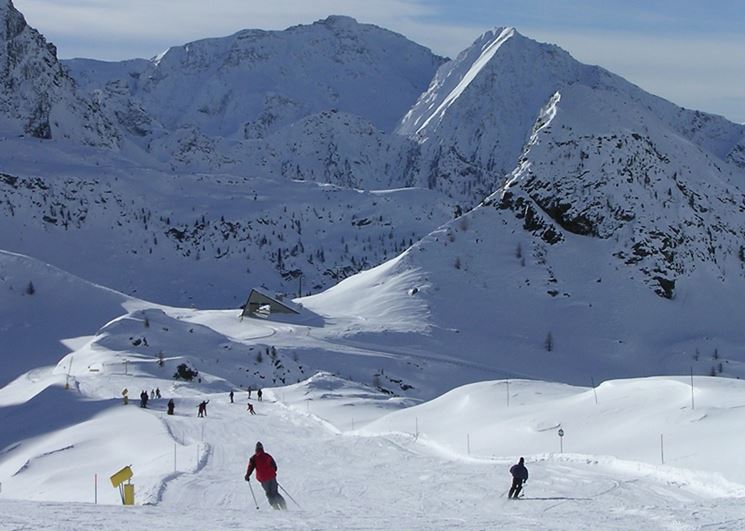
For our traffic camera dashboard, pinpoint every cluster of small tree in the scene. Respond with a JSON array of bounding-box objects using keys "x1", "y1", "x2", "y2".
[{"x1": 173, "y1": 363, "x2": 198, "y2": 381}]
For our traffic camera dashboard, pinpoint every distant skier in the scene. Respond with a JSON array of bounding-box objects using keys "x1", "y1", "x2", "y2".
[
  {"x1": 229, "y1": 390, "x2": 234, "y2": 403},
  {"x1": 247, "y1": 402, "x2": 255, "y2": 415},
  {"x1": 245, "y1": 442, "x2": 286, "y2": 510},
  {"x1": 257, "y1": 389, "x2": 263, "y2": 402},
  {"x1": 156, "y1": 388, "x2": 161, "y2": 399},
  {"x1": 197, "y1": 400, "x2": 209, "y2": 417},
  {"x1": 140, "y1": 390, "x2": 148, "y2": 408},
  {"x1": 167, "y1": 399, "x2": 175, "y2": 415},
  {"x1": 122, "y1": 388, "x2": 129, "y2": 405},
  {"x1": 150, "y1": 389, "x2": 155, "y2": 400},
  {"x1": 248, "y1": 386, "x2": 252, "y2": 399},
  {"x1": 508, "y1": 457, "x2": 529, "y2": 499}
]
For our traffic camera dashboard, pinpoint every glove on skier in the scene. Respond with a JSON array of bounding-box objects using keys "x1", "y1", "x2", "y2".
[{"x1": 245, "y1": 474, "x2": 250, "y2": 482}]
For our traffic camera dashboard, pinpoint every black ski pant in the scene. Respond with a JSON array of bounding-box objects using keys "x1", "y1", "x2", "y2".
[
  {"x1": 508, "y1": 477, "x2": 524, "y2": 498},
  {"x1": 260, "y1": 478, "x2": 287, "y2": 510}
]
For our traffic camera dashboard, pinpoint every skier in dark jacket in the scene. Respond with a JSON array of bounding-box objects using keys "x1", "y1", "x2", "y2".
[
  {"x1": 508, "y1": 457, "x2": 529, "y2": 499},
  {"x1": 257, "y1": 389, "x2": 263, "y2": 401},
  {"x1": 229, "y1": 390, "x2": 234, "y2": 403},
  {"x1": 245, "y1": 442, "x2": 286, "y2": 509},
  {"x1": 167, "y1": 399, "x2": 175, "y2": 415}
]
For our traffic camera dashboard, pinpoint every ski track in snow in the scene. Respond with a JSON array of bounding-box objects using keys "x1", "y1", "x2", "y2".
[{"x1": 2, "y1": 393, "x2": 739, "y2": 529}]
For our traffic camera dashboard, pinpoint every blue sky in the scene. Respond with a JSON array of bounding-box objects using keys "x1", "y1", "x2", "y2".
[{"x1": 14, "y1": 0, "x2": 745, "y2": 123}]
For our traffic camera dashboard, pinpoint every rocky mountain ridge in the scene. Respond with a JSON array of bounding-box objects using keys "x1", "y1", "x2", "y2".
[{"x1": 0, "y1": 0, "x2": 117, "y2": 146}]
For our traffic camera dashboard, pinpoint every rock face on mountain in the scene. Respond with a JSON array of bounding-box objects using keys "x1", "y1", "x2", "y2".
[
  {"x1": 397, "y1": 28, "x2": 745, "y2": 207},
  {"x1": 304, "y1": 28, "x2": 745, "y2": 385},
  {"x1": 388, "y1": 26, "x2": 745, "y2": 306},
  {"x1": 0, "y1": 0, "x2": 116, "y2": 146}
]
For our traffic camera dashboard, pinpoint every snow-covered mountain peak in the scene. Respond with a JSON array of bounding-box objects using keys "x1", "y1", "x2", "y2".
[
  {"x1": 398, "y1": 26, "x2": 515, "y2": 137},
  {"x1": 313, "y1": 14, "x2": 361, "y2": 29},
  {"x1": 398, "y1": 27, "x2": 582, "y2": 140},
  {"x1": 68, "y1": 16, "x2": 444, "y2": 139}
]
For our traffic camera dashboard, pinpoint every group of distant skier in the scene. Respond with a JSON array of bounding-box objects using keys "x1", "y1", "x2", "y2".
[
  {"x1": 121, "y1": 388, "x2": 163, "y2": 408},
  {"x1": 126, "y1": 380, "x2": 528, "y2": 510},
  {"x1": 121, "y1": 387, "x2": 175, "y2": 415},
  {"x1": 121, "y1": 385, "x2": 263, "y2": 418}
]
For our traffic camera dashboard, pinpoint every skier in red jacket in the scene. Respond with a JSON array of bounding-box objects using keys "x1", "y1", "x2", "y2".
[{"x1": 245, "y1": 442, "x2": 287, "y2": 509}]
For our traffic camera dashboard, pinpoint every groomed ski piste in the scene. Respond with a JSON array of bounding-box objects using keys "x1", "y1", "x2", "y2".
[
  {"x1": 2, "y1": 371, "x2": 745, "y2": 530},
  {"x1": 2, "y1": 259, "x2": 745, "y2": 530}
]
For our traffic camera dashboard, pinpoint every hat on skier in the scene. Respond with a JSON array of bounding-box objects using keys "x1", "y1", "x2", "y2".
[{"x1": 255, "y1": 441, "x2": 264, "y2": 452}]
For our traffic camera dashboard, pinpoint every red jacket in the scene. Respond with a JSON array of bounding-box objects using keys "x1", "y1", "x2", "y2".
[{"x1": 246, "y1": 449, "x2": 277, "y2": 482}]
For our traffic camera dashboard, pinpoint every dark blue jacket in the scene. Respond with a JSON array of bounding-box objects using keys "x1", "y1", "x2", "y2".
[{"x1": 510, "y1": 463, "x2": 528, "y2": 481}]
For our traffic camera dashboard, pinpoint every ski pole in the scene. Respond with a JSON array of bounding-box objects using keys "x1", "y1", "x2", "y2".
[
  {"x1": 248, "y1": 479, "x2": 259, "y2": 510},
  {"x1": 278, "y1": 482, "x2": 301, "y2": 509}
]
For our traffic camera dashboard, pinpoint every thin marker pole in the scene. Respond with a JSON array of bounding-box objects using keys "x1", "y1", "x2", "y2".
[
  {"x1": 467, "y1": 433, "x2": 471, "y2": 455},
  {"x1": 660, "y1": 433, "x2": 665, "y2": 464},
  {"x1": 94, "y1": 474, "x2": 98, "y2": 504},
  {"x1": 174, "y1": 443, "x2": 177, "y2": 473},
  {"x1": 690, "y1": 367, "x2": 695, "y2": 410},
  {"x1": 591, "y1": 377, "x2": 598, "y2": 405},
  {"x1": 506, "y1": 380, "x2": 510, "y2": 407}
]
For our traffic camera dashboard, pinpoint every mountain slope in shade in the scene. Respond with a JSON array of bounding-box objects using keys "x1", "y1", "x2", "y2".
[
  {"x1": 0, "y1": 162, "x2": 453, "y2": 308},
  {"x1": 0, "y1": 0, "x2": 117, "y2": 146},
  {"x1": 0, "y1": 250, "x2": 143, "y2": 387},
  {"x1": 64, "y1": 16, "x2": 445, "y2": 139}
]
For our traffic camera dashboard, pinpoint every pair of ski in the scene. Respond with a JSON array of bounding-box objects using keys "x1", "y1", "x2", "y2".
[
  {"x1": 507, "y1": 486, "x2": 525, "y2": 500},
  {"x1": 248, "y1": 481, "x2": 299, "y2": 510}
]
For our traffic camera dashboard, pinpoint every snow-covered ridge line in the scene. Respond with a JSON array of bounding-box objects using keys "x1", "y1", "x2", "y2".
[{"x1": 413, "y1": 27, "x2": 515, "y2": 135}]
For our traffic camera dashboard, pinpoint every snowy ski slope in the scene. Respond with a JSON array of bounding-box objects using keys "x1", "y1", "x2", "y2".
[{"x1": 2, "y1": 373, "x2": 745, "y2": 529}]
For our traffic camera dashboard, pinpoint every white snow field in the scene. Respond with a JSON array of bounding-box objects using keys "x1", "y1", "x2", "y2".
[
  {"x1": 2, "y1": 250, "x2": 745, "y2": 528},
  {"x1": 2, "y1": 372, "x2": 745, "y2": 529},
  {"x1": 3, "y1": 2, "x2": 745, "y2": 526}
]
